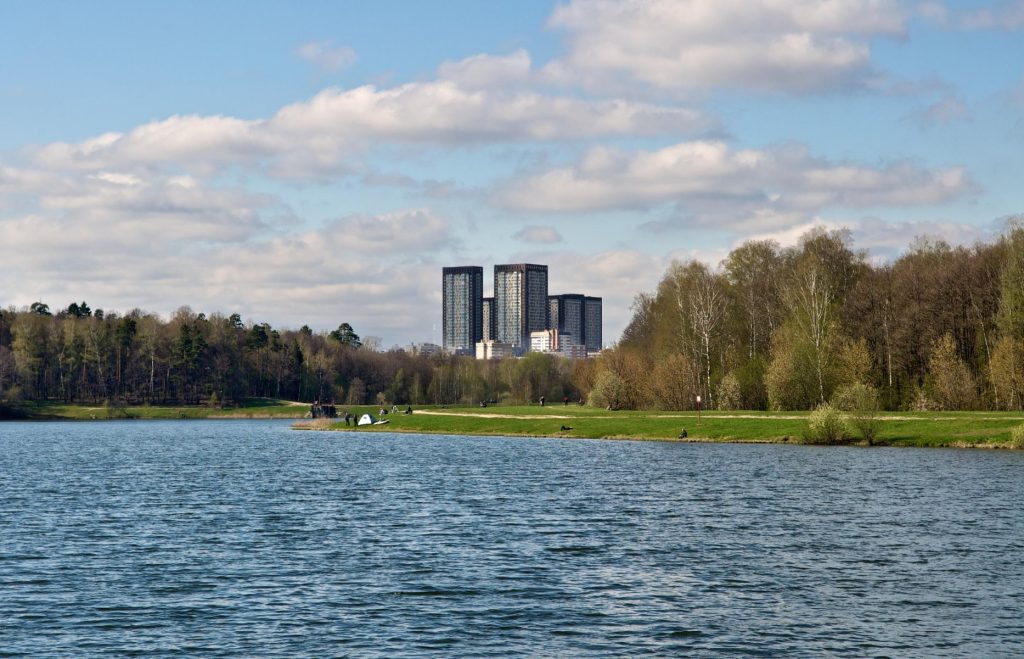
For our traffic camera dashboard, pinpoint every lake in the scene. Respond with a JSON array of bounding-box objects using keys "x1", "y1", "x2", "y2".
[{"x1": 1, "y1": 420, "x2": 1022, "y2": 656}]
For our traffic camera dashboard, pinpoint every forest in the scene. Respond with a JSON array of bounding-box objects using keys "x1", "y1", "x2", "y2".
[
  {"x1": 3, "y1": 224, "x2": 1024, "y2": 412},
  {"x1": 604, "y1": 224, "x2": 1024, "y2": 412},
  {"x1": 0, "y1": 303, "x2": 583, "y2": 409}
]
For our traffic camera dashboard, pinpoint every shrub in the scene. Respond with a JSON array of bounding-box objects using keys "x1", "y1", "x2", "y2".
[
  {"x1": 802, "y1": 403, "x2": 850, "y2": 445},
  {"x1": 1011, "y1": 424, "x2": 1024, "y2": 450},
  {"x1": 589, "y1": 370, "x2": 625, "y2": 410},
  {"x1": 910, "y1": 388, "x2": 939, "y2": 412},
  {"x1": 833, "y1": 383, "x2": 880, "y2": 445},
  {"x1": 717, "y1": 372, "x2": 742, "y2": 411}
]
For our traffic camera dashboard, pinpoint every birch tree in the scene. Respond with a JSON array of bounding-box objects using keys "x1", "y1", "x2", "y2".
[{"x1": 672, "y1": 261, "x2": 727, "y2": 408}]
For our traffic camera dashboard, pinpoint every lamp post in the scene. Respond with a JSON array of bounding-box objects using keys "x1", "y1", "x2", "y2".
[{"x1": 696, "y1": 394, "x2": 702, "y2": 426}]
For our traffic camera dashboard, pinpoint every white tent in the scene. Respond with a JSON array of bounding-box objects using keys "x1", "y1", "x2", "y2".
[{"x1": 357, "y1": 413, "x2": 378, "y2": 426}]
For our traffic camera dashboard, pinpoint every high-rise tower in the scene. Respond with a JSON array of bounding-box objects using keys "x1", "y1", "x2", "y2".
[
  {"x1": 548, "y1": 294, "x2": 585, "y2": 347},
  {"x1": 442, "y1": 266, "x2": 483, "y2": 354},
  {"x1": 584, "y1": 296, "x2": 603, "y2": 352},
  {"x1": 494, "y1": 263, "x2": 548, "y2": 351},
  {"x1": 482, "y1": 297, "x2": 496, "y2": 342}
]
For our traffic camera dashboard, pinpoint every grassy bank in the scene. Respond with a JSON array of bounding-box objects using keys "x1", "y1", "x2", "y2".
[
  {"x1": 295, "y1": 406, "x2": 1024, "y2": 448},
  {"x1": 7, "y1": 399, "x2": 1023, "y2": 447},
  {"x1": 1, "y1": 398, "x2": 310, "y2": 421}
]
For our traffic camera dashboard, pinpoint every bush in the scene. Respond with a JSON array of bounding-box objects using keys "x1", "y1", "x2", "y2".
[
  {"x1": 802, "y1": 403, "x2": 850, "y2": 445},
  {"x1": 833, "y1": 383, "x2": 879, "y2": 445},
  {"x1": 910, "y1": 388, "x2": 939, "y2": 412},
  {"x1": 1011, "y1": 424, "x2": 1024, "y2": 450},
  {"x1": 589, "y1": 370, "x2": 625, "y2": 410},
  {"x1": 717, "y1": 372, "x2": 742, "y2": 411}
]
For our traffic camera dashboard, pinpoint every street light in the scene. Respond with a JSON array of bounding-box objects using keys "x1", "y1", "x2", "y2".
[{"x1": 695, "y1": 394, "x2": 702, "y2": 426}]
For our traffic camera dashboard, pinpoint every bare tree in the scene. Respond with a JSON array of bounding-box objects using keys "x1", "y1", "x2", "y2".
[
  {"x1": 723, "y1": 240, "x2": 781, "y2": 360},
  {"x1": 786, "y1": 257, "x2": 836, "y2": 404},
  {"x1": 673, "y1": 261, "x2": 727, "y2": 408}
]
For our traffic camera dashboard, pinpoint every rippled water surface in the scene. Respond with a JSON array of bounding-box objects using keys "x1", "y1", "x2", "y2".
[{"x1": 2, "y1": 420, "x2": 1023, "y2": 656}]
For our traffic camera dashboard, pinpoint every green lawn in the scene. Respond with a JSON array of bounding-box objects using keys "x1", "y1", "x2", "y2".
[{"x1": 299, "y1": 405, "x2": 1024, "y2": 448}]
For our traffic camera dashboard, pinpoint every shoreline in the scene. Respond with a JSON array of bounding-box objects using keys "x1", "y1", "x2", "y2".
[
  {"x1": 4, "y1": 401, "x2": 1023, "y2": 449},
  {"x1": 291, "y1": 420, "x2": 1020, "y2": 450}
]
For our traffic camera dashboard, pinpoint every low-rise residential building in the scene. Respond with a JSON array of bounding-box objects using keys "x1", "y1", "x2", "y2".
[{"x1": 529, "y1": 329, "x2": 560, "y2": 353}]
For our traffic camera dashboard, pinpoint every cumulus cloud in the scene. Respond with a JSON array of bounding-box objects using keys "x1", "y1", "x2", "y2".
[
  {"x1": 544, "y1": 0, "x2": 906, "y2": 95},
  {"x1": 0, "y1": 66, "x2": 713, "y2": 345},
  {"x1": 0, "y1": 200, "x2": 452, "y2": 340},
  {"x1": 295, "y1": 40, "x2": 357, "y2": 73},
  {"x1": 495, "y1": 140, "x2": 974, "y2": 218},
  {"x1": 512, "y1": 225, "x2": 563, "y2": 244},
  {"x1": 31, "y1": 82, "x2": 711, "y2": 178},
  {"x1": 3, "y1": 170, "x2": 274, "y2": 251}
]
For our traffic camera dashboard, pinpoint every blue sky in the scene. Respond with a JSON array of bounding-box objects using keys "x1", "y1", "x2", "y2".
[{"x1": 2, "y1": 0, "x2": 1023, "y2": 346}]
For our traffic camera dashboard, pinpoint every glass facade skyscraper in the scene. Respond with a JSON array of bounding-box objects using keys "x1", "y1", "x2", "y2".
[
  {"x1": 494, "y1": 263, "x2": 548, "y2": 351},
  {"x1": 584, "y1": 296, "x2": 603, "y2": 352},
  {"x1": 482, "y1": 297, "x2": 495, "y2": 342},
  {"x1": 548, "y1": 294, "x2": 585, "y2": 347},
  {"x1": 442, "y1": 263, "x2": 598, "y2": 356},
  {"x1": 442, "y1": 266, "x2": 483, "y2": 353}
]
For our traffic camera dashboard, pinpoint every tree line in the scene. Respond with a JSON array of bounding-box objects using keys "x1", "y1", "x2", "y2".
[
  {"x1": 0, "y1": 304, "x2": 583, "y2": 408},
  {"x1": 594, "y1": 223, "x2": 1024, "y2": 411}
]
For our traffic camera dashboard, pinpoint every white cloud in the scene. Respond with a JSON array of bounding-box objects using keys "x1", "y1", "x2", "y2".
[
  {"x1": 544, "y1": 0, "x2": 906, "y2": 95},
  {"x1": 735, "y1": 214, "x2": 992, "y2": 261},
  {"x1": 0, "y1": 201, "x2": 452, "y2": 340},
  {"x1": 34, "y1": 114, "x2": 267, "y2": 174},
  {"x1": 496, "y1": 140, "x2": 974, "y2": 216},
  {"x1": 740, "y1": 217, "x2": 846, "y2": 248},
  {"x1": 295, "y1": 40, "x2": 357, "y2": 73},
  {"x1": 512, "y1": 225, "x2": 563, "y2": 244},
  {"x1": 31, "y1": 82, "x2": 711, "y2": 178},
  {"x1": 0, "y1": 177, "x2": 276, "y2": 272},
  {"x1": 437, "y1": 50, "x2": 532, "y2": 88}
]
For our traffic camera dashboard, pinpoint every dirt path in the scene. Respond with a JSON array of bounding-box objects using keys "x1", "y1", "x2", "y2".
[{"x1": 415, "y1": 410, "x2": 578, "y2": 420}]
